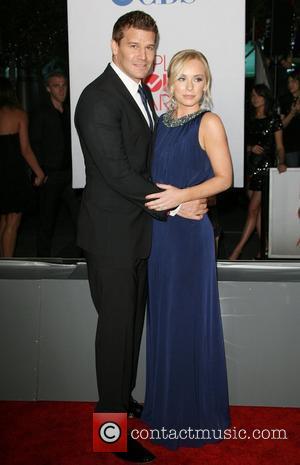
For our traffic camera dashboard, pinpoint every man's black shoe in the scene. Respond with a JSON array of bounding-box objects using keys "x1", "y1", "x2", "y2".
[
  {"x1": 128, "y1": 398, "x2": 143, "y2": 418},
  {"x1": 114, "y1": 436, "x2": 155, "y2": 463}
]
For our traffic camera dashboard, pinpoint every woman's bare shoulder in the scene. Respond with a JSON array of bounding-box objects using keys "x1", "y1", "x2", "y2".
[
  {"x1": 0, "y1": 107, "x2": 25, "y2": 133},
  {"x1": 14, "y1": 108, "x2": 28, "y2": 120},
  {"x1": 200, "y1": 112, "x2": 226, "y2": 136},
  {"x1": 0, "y1": 107, "x2": 26, "y2": 120},
  {"x1": 202, "y1": 111, "x2": 223, "y2": 126}
]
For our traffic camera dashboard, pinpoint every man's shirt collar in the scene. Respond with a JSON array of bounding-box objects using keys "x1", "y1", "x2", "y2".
[{"x1": 110, "y1": 62, "x2": 140, "y2": 97}]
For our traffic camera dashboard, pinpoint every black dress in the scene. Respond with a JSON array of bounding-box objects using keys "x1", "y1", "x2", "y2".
[
  {"x1": 247, "y1": 114, "x2": 282, "y2": 191},
  {"x1": 0, "y1": 133, "x2": 32, "y2": 214}
]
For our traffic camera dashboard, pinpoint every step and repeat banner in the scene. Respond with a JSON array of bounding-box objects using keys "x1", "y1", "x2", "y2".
[{"x1": 67, "y1": 0, "x2": 245, "y2": 188}]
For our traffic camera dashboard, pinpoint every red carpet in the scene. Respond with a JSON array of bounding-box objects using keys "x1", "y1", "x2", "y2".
[{"x1": 0, "y1": 402, "x2": 299, "y2": 465}]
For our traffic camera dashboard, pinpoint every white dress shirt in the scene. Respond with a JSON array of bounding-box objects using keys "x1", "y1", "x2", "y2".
[
  {"x1": 110, "y1": 62, "x2": 181, "y2": 216},
  {"x1": 110, "y1": 62, "x2": 154, "y2": 128}
]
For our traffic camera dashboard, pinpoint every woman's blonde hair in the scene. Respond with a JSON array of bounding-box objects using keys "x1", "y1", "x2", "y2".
[{"x1": 167, "y1": 49, "x2": 213, "y2": 110}]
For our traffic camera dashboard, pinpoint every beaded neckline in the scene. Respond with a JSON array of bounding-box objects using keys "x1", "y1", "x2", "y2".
[{"x1": 162, "y1": 109, "x2": 206, "y2": 127}]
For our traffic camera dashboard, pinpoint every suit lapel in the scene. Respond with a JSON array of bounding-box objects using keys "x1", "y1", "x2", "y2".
[{"x1": 104, "y1": 65, "x2": 152, "y2": 133}]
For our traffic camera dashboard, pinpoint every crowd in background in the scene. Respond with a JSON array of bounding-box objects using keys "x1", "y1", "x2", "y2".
[
  {"x1": 0, "y1": 66, "x2": 80, "y2": 258},
  {"x1": 0, "y1": 56, "x2": 300, "y2": 259}
]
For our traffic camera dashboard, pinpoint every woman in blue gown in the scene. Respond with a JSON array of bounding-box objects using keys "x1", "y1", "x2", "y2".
[{"x1": 142, "y1": 50, "x2": 232, "y2": 449}]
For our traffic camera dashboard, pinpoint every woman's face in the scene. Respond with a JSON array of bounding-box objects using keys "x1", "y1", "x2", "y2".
[
  {"x1": 251, "y1": 89, "x2": 265, "y2": 110},
  {"x1": 172, "y1": 58, "x2": 207, "y2": 113},
  {"x1": 287, "y1": 77, "x2": 300, "y2": 95}
]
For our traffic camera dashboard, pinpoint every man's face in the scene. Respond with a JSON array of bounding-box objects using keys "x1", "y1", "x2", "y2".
[
  {"x1": 111, "y1": 27, "x2": 156, "y2": 82},
  {"x1": 46, "y1": 76, "x2": 68, "y2": 104}
]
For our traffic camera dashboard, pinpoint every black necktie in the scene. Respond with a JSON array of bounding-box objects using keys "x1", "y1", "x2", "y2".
[{"x1": 138, "y1": 85, "x2": 154, "y2": 131}]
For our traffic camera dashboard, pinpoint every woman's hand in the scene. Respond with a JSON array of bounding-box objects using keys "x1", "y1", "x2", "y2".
[
  {"x1": 277, "y1": 163, "x2": 287, "y2": 174},
  {"x1": 251, "y1": 145, "x2": 264, "y2": 155},
  {"x1": 291, "y1": 98, "x2": 300, "y2": 115},
  {"x1": 145, "y1": 183, "x2": 185, "y2": 211},
  {"x1": 33, "y1": 171, "x2": 47, "y2": 187}
]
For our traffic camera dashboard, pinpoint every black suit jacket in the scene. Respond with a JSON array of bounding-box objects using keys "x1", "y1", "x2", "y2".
[{"x1": 75, "y1": 64, "x2": 165, "y2": 261}]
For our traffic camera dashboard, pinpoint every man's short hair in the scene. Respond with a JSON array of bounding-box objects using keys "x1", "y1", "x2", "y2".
[
  {"x1": 45, "y1": 72, "x2": 67, "y2": 86},
  {"x1": 42, "y1": 59, "x2": 67, "y2": 85},
  {"x1": 112, "y1": 10, "x2": 158, "y2": 44}
]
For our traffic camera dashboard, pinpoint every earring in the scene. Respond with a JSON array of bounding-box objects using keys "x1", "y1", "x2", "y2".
[
  {"x1": 170, "y1": 95, "x2": 177, "y2": 110},
  {"x1": 200, "y1": 89, "x2": 208, "y2": 108}
]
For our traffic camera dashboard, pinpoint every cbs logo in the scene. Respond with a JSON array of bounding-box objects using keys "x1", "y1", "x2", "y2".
[{"x1": 112, "y1": 0, "x2": 195, "y2": 6}]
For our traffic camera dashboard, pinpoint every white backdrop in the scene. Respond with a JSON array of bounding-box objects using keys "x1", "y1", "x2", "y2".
[
  {"x1": 67, "y1": 0, "x2": 245, "y2": 188},
  {"x1": 269, "y1": 168, "x2": 300, "y2": 259}
]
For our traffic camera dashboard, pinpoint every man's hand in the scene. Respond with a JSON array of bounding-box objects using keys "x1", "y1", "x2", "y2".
[{"x1": 177, "y1": 198, "x2": 208, "y2": 221}]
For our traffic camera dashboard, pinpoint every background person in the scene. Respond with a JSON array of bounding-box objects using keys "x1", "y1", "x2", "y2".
[
  {"x1": 30, "y1": 70, "x2": 79, "y2": 257},
  {"x1": 229, "y1": 84, "x2": 286, "y2": 260},
  {"x1": 280, "y1": 71, "x2": 300, "y2": 167},
  {"x1": 0, "y1": 77, "x2": 45, "y2": 257}
]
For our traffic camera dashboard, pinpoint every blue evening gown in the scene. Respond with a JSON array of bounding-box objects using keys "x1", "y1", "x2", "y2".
[{"x1": 142, "y1": 110, "x2": 230, "y2": 449}]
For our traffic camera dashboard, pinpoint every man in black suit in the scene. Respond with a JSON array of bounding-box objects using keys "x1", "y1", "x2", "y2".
[
  {"x1": 75, "y1": 11, "x2": 206, "y2": 462},
  {"x1": 31, "y1": 71, "x2": 79, "y2": 257}
]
